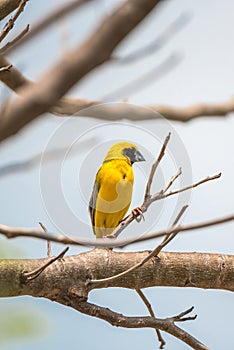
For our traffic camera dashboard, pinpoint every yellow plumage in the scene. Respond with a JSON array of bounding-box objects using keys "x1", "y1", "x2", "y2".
[{"x1": 89, "y1": 142, "x2": 145, "y2": 238}]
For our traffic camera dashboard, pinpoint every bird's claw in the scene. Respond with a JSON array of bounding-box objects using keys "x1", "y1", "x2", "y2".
[{"x1": 132, "y1": 207, "x2": 144, "y2": 222}]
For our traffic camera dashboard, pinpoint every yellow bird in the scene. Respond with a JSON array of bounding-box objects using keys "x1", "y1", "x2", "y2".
[{"x1": 89, "y1": 142, "x2": 145, "y2": 238}]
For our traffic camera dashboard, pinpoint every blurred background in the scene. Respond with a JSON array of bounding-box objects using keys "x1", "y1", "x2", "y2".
[{"x1": 0, "y1": 0, "x2": 234, "y2": 349}]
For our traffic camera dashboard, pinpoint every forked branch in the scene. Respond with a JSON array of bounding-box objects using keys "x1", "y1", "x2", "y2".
[{"x1": 60, "y1": 296, "x2": 208, "y2": 350}]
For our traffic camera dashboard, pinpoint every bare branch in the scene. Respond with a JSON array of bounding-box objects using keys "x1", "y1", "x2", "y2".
[
  {"x1": 154, "y1": 172, "x2": 222, "y2": 201},
  {"x1": 24, "y1": 247, "x2": 69, "y2": 281},
  {"x1": 62, "y1": 297, "x2": 208, "y2": 350},
  {"x1": 1, "y1": 249, "x2": 234, "y2": 296},
  {"x1": 1, "y1": 58, "x2": 233, "y2": 125},
  {"x1": 144, "y1": 132, "x2": 171, "y2": 201},
  {"x1": 111, "y1": 168, "x2": 220, "y2": 239},
  {"x1": 1, "y1": 210, "x2": 234, "y2": 249},
  {"x1": 162, "y1": 167, "x2": 182, "y2": 194},
  {"x1": 127, "y1": 211, "x2": 234, "y2": 246},
  {"x1": 0, "y1": 55, "x2": 32, "y2": 91},
  {"x1": 0, "y1": 23, "x2": 29, "y2": 54},
  {"x1": 5, "y1": 0, "x2": 94, "y2": 54},
  {"x1": 0, "y1": 0, "x2": 22, "y2": 21},
  {"x1": 136, "y1": 289, "x2": 165, "y2": 349},
  {"x1": 39, "y1": 222, "x2": 52, "y2": 258},
  {"x1": 0, "y1": 0, "x2": 162, "y2": 143},
  {"x1": 53, "y1": 98, "x2": 234, "y2": 122},
  {"x1": 0, "y1": 0, "x2": 29, "y2": 43},
  {"x1": 0, "y1": 63, "x2": 11, "y2": 72}
]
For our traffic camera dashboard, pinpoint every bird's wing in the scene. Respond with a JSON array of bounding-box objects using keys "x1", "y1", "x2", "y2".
[{"x1": 89, "y1": 173, "x2": 100, "y2": 233}]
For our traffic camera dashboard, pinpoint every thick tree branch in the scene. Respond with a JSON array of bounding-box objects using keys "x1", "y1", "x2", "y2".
[
  {"x1": 0, "y1": 55, "x2": 32, "y2": 91},
  {"x1": 0, "y1": 0, "x2": 161, "y2": 143},
  {"x1": 0, "y1": 0, "x2": 22, "y2": 21},
  {"x1": 0, "y1": 250, "x2": 233, "y2": 299},
  {"x1": 0, "y1": 249, "x2": 231, "y2": 348}
]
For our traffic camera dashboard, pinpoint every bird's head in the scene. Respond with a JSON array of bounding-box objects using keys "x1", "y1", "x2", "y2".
[{"x1": 103, "y1": 142, "x2": 145, "y2": 165}]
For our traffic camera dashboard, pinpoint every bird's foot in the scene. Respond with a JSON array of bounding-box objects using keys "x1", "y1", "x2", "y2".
[{"x1": 132, "y1": 207, "x2": 145, "y2": 222}]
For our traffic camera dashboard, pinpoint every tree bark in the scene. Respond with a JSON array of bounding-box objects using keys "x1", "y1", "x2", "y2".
[
  {"x1": 0, "y1": 0, "x2": 21, "y2": 21},
  {"x1": 0, "y1": 250, "x2": 233, "y2": 301}
]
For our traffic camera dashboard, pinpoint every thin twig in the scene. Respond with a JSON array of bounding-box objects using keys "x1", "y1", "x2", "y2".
[
  {"x1": 162, "y1": 167, "x2": 182, "y2": 194},
  {"x1": 39, "y1": 222, "x2": 52, "y2": 258},
  {"x1": 136, "y1": 289, "x2": 165, "y2": 349},
  {"x1": 144, "y1": 132, "x2": 171, "y2": 201},
  {"x1": 24, "y1": 247, "x2": 69, "y2": 281},
  {"x1": 0, "y1": 24, "x2": 29, "y2": 54},
  {"x1": 153, "y1": 205, "x2": 188, "y2": 249},
  {"x1": 152, "y1": 173, "x2": 222, "y2": 202},
  {"x1": 0, "y1": 64, "x2": 12, "y2": 73},
  {"x1": 0, "y1": 0, "x2": 29, "y2": 44}
]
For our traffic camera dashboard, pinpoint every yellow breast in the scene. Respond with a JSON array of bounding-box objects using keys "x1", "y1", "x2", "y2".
[{"x1": 94, "y1": 159, "x2": 134, "y2": 237}]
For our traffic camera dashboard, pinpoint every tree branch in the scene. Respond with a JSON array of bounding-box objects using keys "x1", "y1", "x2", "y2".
[
  {"x1": 0, "y1": 0, "x2": 29, "y2": 44},
  {"x1": 136, "y1": 289, "x2": 165, "y2": 349},
  {"x1": 4, "y1": 0, "x2": 94, "y2": 54},
  {"x1": 61, "y1": 297, "x2": 207, "y2": 350},
  {"x1": 0, "y1": 0, "x2": 161, "y2": 143},
  {"x1": 0, "y1": 0, "x2": 22, "y2": 21},
  {"x1": 1, "y1": 57, "x2": 233, "y2": 126},
  {"x1": 55, "y1": 98, "x2": 234, "y2": 122},
  {"x1": 144, "y1": 132, "x2": 171, "y2": 200},
  {"x1": 0, "y1": 249, "x2": 231, "y2": 347},
  {"x1": 0, "y1": 250, "x2": 233, "y2": 296},
  {"x1": 0, "y1": 23, "x2": 29, "y2": 54},
  {"x1": 1, "y1": 211, "x2": 234, "y2": 249},
  {"x1": 109, "y1": 132, "x2": 220, "y2": 239}
]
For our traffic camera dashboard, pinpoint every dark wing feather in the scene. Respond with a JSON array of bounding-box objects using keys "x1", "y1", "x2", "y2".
[{"x1": 89, "y1": 177, "x2": 100, "y2": 234}]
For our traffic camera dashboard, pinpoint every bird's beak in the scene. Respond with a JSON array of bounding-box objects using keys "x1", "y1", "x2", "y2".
[{"x1": 134, "y1": 150, "x2": 145, "y2": 162}]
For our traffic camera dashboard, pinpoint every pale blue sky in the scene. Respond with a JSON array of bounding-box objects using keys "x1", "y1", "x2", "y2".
[{"x1": 0, "y1": 1, "x2": 234, "y2": 349}]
